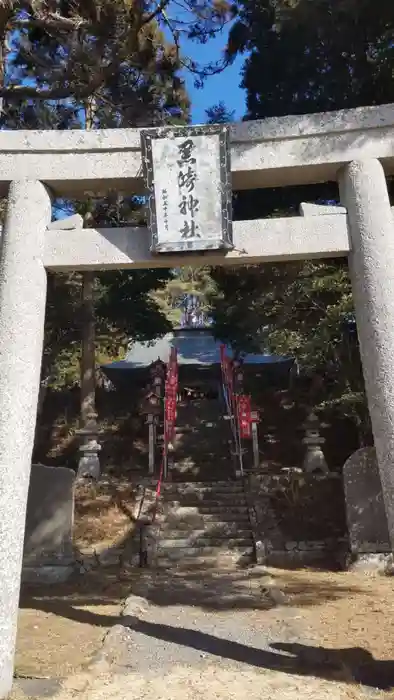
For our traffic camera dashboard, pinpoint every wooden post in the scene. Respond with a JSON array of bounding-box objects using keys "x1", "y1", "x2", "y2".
[
  {"x1": 148, "y1": 414, "x2": 154, "y2": 475},
  {"x1": 252, "y1": 421, "x2": 259, "y2": 470}
]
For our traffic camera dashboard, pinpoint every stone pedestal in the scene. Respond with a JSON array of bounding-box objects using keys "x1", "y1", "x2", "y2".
[
  {"x1": 0, "y1": 181, "x2": 51, "y2": 698},
  {"x1": 339, "y1": 159, "x2": 394, "y2": 552}
]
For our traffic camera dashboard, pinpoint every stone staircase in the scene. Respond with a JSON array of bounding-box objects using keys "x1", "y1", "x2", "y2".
[
  {"x1": 154, "y1": 480, "x2": 255, "y2": 568},
  {"x1": 171, "y1": 399, "x2": 235, "y2": 481}
]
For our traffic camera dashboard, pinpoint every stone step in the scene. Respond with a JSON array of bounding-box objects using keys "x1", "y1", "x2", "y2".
[
  {"x1": 160, "y1": 527, "x2": 253, "y2": 539},
  {"x1": 163, "y1": 488, "x2": 245, "y2": 495},
  {"x1": 156, "y1": 544, "x2": 254, "y2": 561},
  {"x1": 174, "y1": 428, "x2": 226, "y2": 436},
  {"x1": 155, "y1": 554, "x2": 253, "y2": 570},
  {"x1": 163, "y1": 489, "x2": 247, "y2": 498},
  {"x1": 162, "y1": 516, "x2": 251, "y2": 529},
  {"x1": 159, "y1": 537, "x2": 253, "y2": 550},
  {"x1": 164, "y1": 505, "x2": 250, "y2": 516},
  {"x1": 163, "y1": 498, "x2": 248, "y2": 507},
  {"x1": 163, "y1": 477, "x2": 242, "y2": 487},
  {"x1": 161, "y1": 483, "x2": 244, "y2": 494},
  {"x1": 163, "y1": 500, "x2": 248, "y2": 511}
]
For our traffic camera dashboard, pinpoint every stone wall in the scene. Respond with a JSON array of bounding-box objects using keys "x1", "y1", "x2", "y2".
[{"x1": 246, "y1": 471, "x2": 348, "y2": 567}]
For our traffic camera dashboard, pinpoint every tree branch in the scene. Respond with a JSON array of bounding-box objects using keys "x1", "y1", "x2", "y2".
[
  {"x1": 14, "y1": 14, "x2": 89, "y2": 34},
  {"x1": 141, "y1": 0, "x2": 172, "y2": 28},
  {"x1": 0, "y1": 58, "x2": 121, "y2": 100}
]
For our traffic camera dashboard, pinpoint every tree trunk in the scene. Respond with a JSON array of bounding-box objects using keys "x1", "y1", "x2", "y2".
[
  {"x1": 77, "y1": 267, "x2": 101, "y2": 479},
  {"x1": 77, "y1": 96, "x2": 101, "y2": 478},
  {"x1": 0, "y1": 7, "x2": 13, "y2": 119},
  {"x1": 80, "y1": 97, "x2": 97, "y2": 427},
  {"x1": 80, "y1": 270, "x2": 96, "y2": 425}
]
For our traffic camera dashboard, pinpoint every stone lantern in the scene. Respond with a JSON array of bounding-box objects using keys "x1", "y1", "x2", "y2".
[
  {"x1": 149, "y1": 358, "x2": 166, "y2": 399},
  {"x1": 139, "y1": 388, "x2": 162, "y2": 475},
  {"x1": 302, "y1": 411, "x2": 329, "y2": 474},
  {"x1": 76, "y1": 412, "x2": 102, "y2": 480},
  {"x1": 139, "y1": 390, "x2": 162, "y2": 417}
]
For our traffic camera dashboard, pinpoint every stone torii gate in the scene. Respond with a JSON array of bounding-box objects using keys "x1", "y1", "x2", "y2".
[{"x1": 1, "y1": 103, "x2": 394, "y2": 695}]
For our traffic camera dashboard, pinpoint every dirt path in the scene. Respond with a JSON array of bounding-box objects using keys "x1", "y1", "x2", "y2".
[
  {"x1": 15, "y1": 603, "x2": 118, "y2": 678},
  {"x1": 11, "y1": 566, "x2": 394, "y2": 699},
  {"x1": 272, "y1": 568, "x2": 394, "y2": 695},
  {"x1": 40, "y1": 567, "x2": 362, "y2": 700}
]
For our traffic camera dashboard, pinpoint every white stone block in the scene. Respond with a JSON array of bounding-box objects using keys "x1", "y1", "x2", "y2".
[
  {"x1": 43, "y1": 214, "x2": 350, "y2": 271},
  {"x1": 300, "y1": 202, "x2": 346, "y2": 216},
  {"x1": 0, "y1": 103, "x2": 392, "y2": 194}
]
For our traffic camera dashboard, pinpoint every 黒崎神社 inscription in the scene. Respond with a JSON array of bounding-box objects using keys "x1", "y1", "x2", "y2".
[{"x1": 140, "y1": 125, "x2": 233, "y2": 253}]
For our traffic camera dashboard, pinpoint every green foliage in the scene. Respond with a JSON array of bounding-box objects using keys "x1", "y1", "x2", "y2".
[
  {"x1": 41, "y1": 265, "x2": 174, "y2": 389},
  {"x1": 210, "y1": 260, "x2": 350, "y2": 363},
  {"x1": 209, "y1": 260, "x2": 370, "y2": 439},
  {"x1": 0, "y1": 0, "x2": 233, "y2": 113},
  {"x1": 228, "y1": 0, "x2": 394, "y2": 118},
  {"x1": 153, "y1": 266, "x2": 216, "y2": 325},
  {"x1": 201, "y1": 0, "x2": 394, "y2": 443},
  {"x1": 96, "y1": 269, "x2": 173, "y2": 345},
  {"x1": 205, "y1": 102, "x2": 235, "y2": 123},
  {"x1": 0, "y1": 0, "x2": 194, "y2": 389}
]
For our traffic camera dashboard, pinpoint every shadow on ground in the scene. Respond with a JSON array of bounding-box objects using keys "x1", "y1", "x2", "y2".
[
  {"x1": 19, "y1": 566, "x2": 392, "y2": 690},
  {"x1": 126, "y1": 567, "x2": 365, "y2": 610},
  {"x1": 19, "y1": 565, "x2": 364, "y2": 618},
  {"x1": 123, "y1": 617, "x2": 394, "y2": 691}
]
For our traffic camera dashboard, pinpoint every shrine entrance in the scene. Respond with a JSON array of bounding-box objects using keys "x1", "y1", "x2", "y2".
[
  {"x1": 2, "y1": 104, "x2": 394, "y2": 694},
  {"x1": 180, "y1": 385, "x2": 219, "y2": 402},
  {"x1": 102, "y1": 324, "x2": 293, "y2": 480}
]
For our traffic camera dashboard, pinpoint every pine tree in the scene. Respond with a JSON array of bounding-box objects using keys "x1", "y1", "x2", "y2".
[{"x1": 0, "y1": 0, "x2": 193, "y2": 424}]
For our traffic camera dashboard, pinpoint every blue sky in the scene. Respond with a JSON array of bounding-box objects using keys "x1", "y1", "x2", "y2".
[{"x1": 180, "y1": 27, "x2": 246, "y2": 124}]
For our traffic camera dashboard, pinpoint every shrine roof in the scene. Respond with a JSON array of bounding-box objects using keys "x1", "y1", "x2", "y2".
[{"x1": 103, "y1": 328, "x2": 290, "y2": 371}]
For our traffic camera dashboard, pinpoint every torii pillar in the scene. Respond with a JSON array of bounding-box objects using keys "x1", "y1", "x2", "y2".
[
  {"x1": 0, "y1": 180, "x2": 51, "y2": 697},
  {"x1": 340, "y1": 159, "x2": 394, "y2": 554}
]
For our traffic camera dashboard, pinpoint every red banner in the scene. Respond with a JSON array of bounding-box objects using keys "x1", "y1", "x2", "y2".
[
  {"x1": 164, "y1": 347, "x2": 178, "y2": 445},
  {"x1": 165, "y1": 396, "x2": 176, "y2": 422},
  {"x1": 220, "y1": 347, "x2": 237, "y2": 430},
  {"x1": 165, "y1": 396, "x2": 176, "y2": 439},
  {"x1": 237, "y1": 394, "x2": 252, "y2": 439}
]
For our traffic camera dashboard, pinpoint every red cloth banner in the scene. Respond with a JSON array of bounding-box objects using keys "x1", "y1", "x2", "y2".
[
  {"x1": 165, "y1": 395, "x2": 177, "y2": 440},
  {"x1": 165, "y1": 397, "x2": 176, "y2": 422},
  {"x1": 237, "y1": 394, "x2": 252, "y2": 439},
  {"x1": 164, "y1": 347, "x2": 178, "y2": 445},
  {"x1": 220, "y1": 346, "x2": 236, "y2": 418}
]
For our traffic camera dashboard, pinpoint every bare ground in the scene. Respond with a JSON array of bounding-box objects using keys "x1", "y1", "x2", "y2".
[
  {"x1": 73, "y1": 479, "x2": 139, "y2": 553},
  {"x1": 11, "y1": 484, "x2": 394, "y2": 699},
  {"x1": 11, "y1": 565, "x2": 394, "y2": 700},
  {"x1": 267, "y1": 567, "x2": 394, "y2": 699}
]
